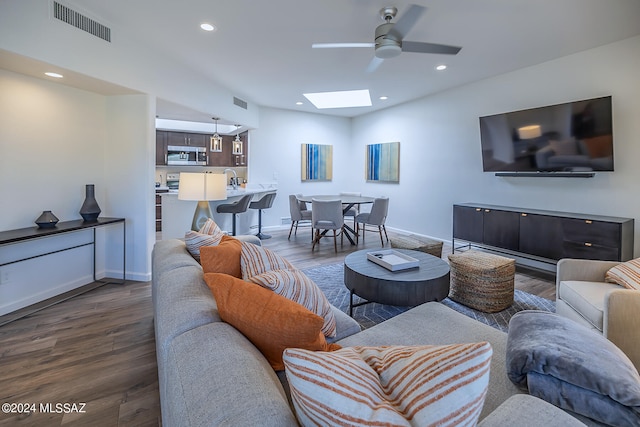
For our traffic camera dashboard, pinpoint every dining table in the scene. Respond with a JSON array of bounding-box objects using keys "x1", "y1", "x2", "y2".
[{"x1": 296, "y1": 194, "x2": 375, "y2": 245}]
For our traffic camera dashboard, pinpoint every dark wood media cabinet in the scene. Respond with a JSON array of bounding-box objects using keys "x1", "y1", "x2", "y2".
[{"x1": 452, "y1": 203, "x2": 634, "y2": 264}]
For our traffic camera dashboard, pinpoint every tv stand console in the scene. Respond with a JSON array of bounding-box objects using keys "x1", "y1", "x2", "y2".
[{"x1": 452, "y1": 203, "x2": 634, "y2": 264}]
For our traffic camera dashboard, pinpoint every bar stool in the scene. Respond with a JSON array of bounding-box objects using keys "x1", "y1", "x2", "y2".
[
  {"x1": 216, "y1": 194, "x2": 252, "y2": 236},
  {"x1": 249, "y1": 192, "x2": 277, "y2": 239}
]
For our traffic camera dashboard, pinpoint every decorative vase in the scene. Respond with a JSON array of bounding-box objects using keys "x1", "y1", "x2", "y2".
[
  {"x1": 35, "y1": 210, "x2": 59, "y2": 228},
  {"x1": 79, "y1": 184, "x2": 101, "y2": 221}
]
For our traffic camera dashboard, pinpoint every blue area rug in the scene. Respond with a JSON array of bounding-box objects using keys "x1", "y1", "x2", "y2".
[{"x1": 302, "y1": 263, "x2": 555, "y2": 332}]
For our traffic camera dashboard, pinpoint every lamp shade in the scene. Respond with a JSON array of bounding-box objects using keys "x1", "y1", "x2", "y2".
[
  {"x1": 517, "y1": 125, "x2": 542, "y2": 140},
  {"x1": 178, "y1": 173, "x2": 227, "y2": 201}
]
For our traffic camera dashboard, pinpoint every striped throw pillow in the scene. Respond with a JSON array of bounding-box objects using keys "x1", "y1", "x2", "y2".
[
  {"x1": 184, "y1": 218, "x2": 226, "y2": 262},
  {"x1": 606, "y1": 258, "x2": 640, "y2": 290},
  {"x1": 184, "y1": 232, "x2": 224, "y2": 262},
  {"x1": 284, "y1": 343, "x2": 492, "y2": 427},
  {"x1": 199, "y1": 218, "x2": 223, "y2": 235},
  {"x1": 240, "y1": 242, "x2": 294, "y2": 278},
  {"x1": 249, "y1": 269, "x2": 337, "y2": 338}
]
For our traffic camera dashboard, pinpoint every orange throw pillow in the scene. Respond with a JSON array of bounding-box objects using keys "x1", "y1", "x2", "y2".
[
  {"x1": 200, "y1": 235, "x2": 242, "y2": 278},
  {"x1": 204, "y1": 272, "x2": 341, "y2": 370}
]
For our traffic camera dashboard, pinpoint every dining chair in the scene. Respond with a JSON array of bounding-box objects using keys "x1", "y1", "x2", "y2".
[
  {"x1": 311, "y1": 198, "x2": 344, "y2": 252},
  {"x1": 340, "y1": 191, "x2": 360, "y2": 229},
  {"x1": 355, "y1": 196, "x2": 389, "y2": 246},
  {"x1": 288, "y1": 194, "x2": 312, "y2": 240}
]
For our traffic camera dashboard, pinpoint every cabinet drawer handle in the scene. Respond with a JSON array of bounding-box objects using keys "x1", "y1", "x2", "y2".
[
  {"x1": 485, "y1": 209, "x2": 490, "y2": 213},
  {"x1": 585, "y1": 220, "x2": 592, "y2": 224},
  {"x1": 584, "y1": 242, "x2": 592, "y2": 247},
  {"x1": 521, "y1": 213, "x2": 527, "y2": 217}
]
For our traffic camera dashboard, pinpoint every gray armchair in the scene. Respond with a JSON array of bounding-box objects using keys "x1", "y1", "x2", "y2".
[{"x1": 556, "y1": 258, "x2": 640, "y2": 370}]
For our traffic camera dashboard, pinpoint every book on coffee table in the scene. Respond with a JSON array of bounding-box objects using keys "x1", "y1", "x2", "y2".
[{"x1": 366, "y1": 250, "x2": 419, "y2": 271}]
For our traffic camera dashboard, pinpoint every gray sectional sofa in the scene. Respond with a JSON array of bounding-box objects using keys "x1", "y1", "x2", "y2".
[{"x1": 152, "y1": 238, "x2": 586, "y2": 427}]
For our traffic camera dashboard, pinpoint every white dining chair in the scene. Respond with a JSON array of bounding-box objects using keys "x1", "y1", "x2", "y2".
[
  {"x1": 288, "y1": 194, "x2": 312, "y2": 240},
  {"x1": 311, "y1": 198, "x2": 344, "y2": 252},
  {"x1": 340, "y1": 191, "x2": 361, "y2": 229},
  {"x1": 355, "y1": 196, "x2": 389, "y2": 246}
]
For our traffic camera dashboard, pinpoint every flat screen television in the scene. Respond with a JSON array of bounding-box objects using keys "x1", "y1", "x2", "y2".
[{"x1": 479, "y1": 96, "x2": 613, "y2": 174}]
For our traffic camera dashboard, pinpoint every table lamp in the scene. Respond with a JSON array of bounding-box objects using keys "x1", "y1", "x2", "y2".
[{"x1": 178, "y1": 172, "x2": 227, "y2": 231}]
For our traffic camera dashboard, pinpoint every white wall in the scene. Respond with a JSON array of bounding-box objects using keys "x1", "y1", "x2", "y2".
[
  {"x1": 0, "y1": 0, "x2": 258, "y2": 128},
  {"x1": 352, "y1": 35, "x2": 640, "y2": 256},
  {"x1": 248, "y1": 107, "x2": 352, "y2": 229},
  {"x1": 0, "y1": 70, "x2": 152, "y2": 314}
]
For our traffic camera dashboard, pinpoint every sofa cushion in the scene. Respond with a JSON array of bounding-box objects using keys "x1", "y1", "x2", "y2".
[
  {"x1": 200, "y1": 235, "x2": 243, "y2": 278},
  {"x1": 240, "y1": 242, "x2": 294, "y2": 278},
  {"x1": 558, "y1": 280, "x2": 621, "y2": 331},
  {"x1": 204, "y1": 273, "x2": 341, "y2": 371},
  {"x1": 606, "y1": 258, "x2": 640, "y2": 290},
  {"x1": 283, "y1": 343, "x2": 492, "y2": 426},
  {"x1": 164, "y1": 322, "x2": 298, "y2": 427},
  {"x1": 248, "y1": 268, "x2": 337, "y2": 338},
  {"x1": 477, "y1": 394, "x2": 586, "y2": 427},
  {"x1": 507, "y1": 310, "x2": 640, "y2": 427}
]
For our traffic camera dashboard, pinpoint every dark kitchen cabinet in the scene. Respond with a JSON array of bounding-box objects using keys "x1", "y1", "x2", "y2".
[
  {"x1": 156, "y1": 131, "x2": 167, "y2": 165},
  {"x1": 166, "y1": 131, "x2": 207, "y2": 147},
  {"x1": 453, "y1": 203, "x2": 634, "y2": 263},
  {"x1": 208, "y1": 135, "x2": 233, "y2": 167}
]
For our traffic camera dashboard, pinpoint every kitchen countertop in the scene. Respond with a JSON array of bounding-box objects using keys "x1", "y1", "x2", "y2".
[{"x1": 157, "y1": 187, "x2": 273, "y2": 197}]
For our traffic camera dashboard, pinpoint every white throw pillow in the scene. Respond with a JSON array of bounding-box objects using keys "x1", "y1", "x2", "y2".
[{"x1": 284, "y1": 343, "x2": 492, "y2": 426}]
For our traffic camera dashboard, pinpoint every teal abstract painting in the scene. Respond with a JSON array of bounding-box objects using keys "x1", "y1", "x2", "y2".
[
  {"x1": 301, "y1": 144, "x2": 333, "y2": 181},
  {"x1": 366, "y1": 142, "x2": 399, "y2": 182}
]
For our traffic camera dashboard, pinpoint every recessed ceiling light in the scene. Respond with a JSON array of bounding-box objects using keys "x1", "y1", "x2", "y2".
[
  {"x1": 44, "y1": 72, "x2": 63, "y2": 78},
  {"x1": 435, "y1": 64, "x2": 447, "y2": 71},
  {"x1": 379, "y1": 96, "x2": 388, "y2": 100},
  {"x1": 296, "y1": 101, "x2": 303, "y2": 105},
  {"x1": 200, "y1": 23, "x2": 215, "y2": 32},
  {"x1": 303, "y1": 89, "x2": 372, "y2": 109}
]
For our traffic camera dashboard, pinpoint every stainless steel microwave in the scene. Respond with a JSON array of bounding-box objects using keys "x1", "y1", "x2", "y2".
[{"x1": 167, "y1": 145, "x2": 207, "y2": 166}]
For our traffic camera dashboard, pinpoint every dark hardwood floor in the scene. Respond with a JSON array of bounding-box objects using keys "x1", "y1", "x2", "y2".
[{"x1": 0, "y1": 226, "x2": 555, "y2": 426}]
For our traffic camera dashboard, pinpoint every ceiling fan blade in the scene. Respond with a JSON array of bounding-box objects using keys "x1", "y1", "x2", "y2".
[
  {"x1": 402, "y1": 41, "x2": 461, "y2": 55},
  {"x1": 388, "y1": 4, "x2": 426, "y2": 40},
  {"x1": 366, "y1": 56, "x2": 384, "y2": 73},
  {"x1": 312, "y1": 42, "x2": 374, "y2": 49}
]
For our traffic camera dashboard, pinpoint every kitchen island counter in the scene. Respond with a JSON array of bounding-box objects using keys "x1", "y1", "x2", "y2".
[{"x1": 159, "y1": 186, "x2": 276, "y2": 239}]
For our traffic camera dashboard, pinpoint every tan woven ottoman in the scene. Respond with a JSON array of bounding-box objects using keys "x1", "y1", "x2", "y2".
[
  {"x1": 390, "y1": 235, "x2": 443, "y2": 258},
  {"x1": 447, "y1": 250, "x2": 515, "y2": 313}
]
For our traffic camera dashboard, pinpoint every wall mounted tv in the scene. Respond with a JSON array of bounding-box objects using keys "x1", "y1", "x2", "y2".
[{"x1": 479, "y1": 96, "x2": 613, "y2": 177}]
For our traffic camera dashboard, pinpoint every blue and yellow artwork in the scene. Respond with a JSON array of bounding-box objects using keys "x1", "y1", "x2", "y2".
[
  {"x1": 301, "y1": 144, "x2": 333, "y2": 181},
  {"x1": 366, "y1": 142, "x2": 400, "y2": 182}
]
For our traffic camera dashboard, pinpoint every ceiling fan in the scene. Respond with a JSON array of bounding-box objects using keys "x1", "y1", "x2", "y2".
[{"x1": 312, "y1": 4, "x2": 461, "y2": 72}]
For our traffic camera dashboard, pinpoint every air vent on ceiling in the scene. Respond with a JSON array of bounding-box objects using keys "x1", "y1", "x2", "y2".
[
  {"x1": 233, "y1": 97, "x2": 248, "y2": 110},
  {"x1": 53, "y1": 1, "x2": 111, "y2": 42}
]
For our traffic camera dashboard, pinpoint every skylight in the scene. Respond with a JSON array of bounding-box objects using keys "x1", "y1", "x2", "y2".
[{"x1": 303, "y1": 89, "x2": 372, "y2": 109}]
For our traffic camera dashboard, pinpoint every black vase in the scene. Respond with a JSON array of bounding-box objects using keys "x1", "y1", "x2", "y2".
[
  {"x1": 35, "y1": 210, "x2": 59, "y2": 228},
  {"x1": 80, "y1": 184, "x2": 101, "y2": 221}
]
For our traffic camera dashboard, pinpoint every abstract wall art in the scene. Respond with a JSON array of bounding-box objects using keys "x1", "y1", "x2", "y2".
[
  {"x1": 366, "y1": 141, "x2": 399, "y2": 182},
  {"x1": 301, "y1": 143, "x2": 333, "y2": 181}
]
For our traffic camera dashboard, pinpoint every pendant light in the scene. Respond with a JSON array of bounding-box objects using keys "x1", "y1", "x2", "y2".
[
  {"x1": 232, "y1": 124, "x2": 243, "y2": 155},
  {"x1": 210, "y1": 117, "x2": 222, "y2": 152}
]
